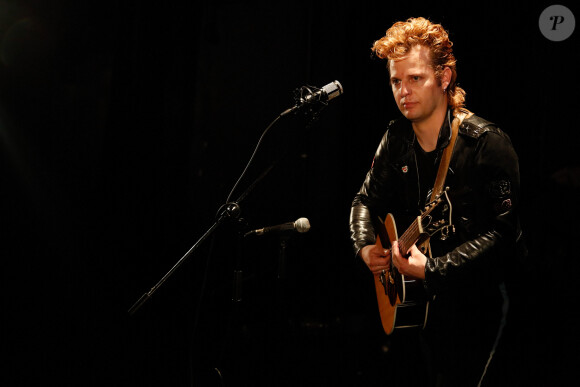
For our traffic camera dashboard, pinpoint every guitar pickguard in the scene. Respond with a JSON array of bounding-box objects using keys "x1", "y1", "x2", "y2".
[{"x1": 421, "y1": 189, "x2": 454, "y2": 241}]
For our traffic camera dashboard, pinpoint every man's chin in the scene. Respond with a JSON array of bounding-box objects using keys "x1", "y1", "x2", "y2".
[{"x1": 400, "y1": 110, "x2": 420, "y2": 121}]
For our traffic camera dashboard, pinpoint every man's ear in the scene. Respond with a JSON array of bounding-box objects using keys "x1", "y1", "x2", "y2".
[{"x1": 442, "y1": 67, "x2": 452, "y2": 90}]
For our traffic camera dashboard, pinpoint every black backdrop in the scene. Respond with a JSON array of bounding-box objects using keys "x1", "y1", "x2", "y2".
[{"x1": 2, "y1": 1, "x2": 579, "y2": 386}]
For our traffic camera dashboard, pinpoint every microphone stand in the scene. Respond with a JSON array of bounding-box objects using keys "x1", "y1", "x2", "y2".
[
  {"x1": 127, "y1": 157, "x2": 279, "y2": 316},
  {"x1": 276, "y1": 235, "x2": 291, "y2": 326},
  {"x1": 277, "y1": 236, "x2": 288, "y2": 282},
  {"x1": 128, "y1": 202, "x2": 241, "y2": 315}
]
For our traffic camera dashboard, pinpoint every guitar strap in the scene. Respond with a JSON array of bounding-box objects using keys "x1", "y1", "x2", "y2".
[
  {"x1": 422, "y1": 109, "x2": 472, "y2": 257},
  {"x1": 429, "y1": 109, "x2": 473, "y2": 202}
]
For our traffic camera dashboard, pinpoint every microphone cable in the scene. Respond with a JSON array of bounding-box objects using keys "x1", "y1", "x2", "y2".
[
  {"x1": 224, "y1": 113, "x2": 284, "y2": 205},
  {"x1": 224, "y1": 80, "x2": 342, "y2": 205}
]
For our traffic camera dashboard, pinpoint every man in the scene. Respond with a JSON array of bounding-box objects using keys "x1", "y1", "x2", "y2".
[{"x1": 349, "y1": 17, "x2": 522, "y2": 386}]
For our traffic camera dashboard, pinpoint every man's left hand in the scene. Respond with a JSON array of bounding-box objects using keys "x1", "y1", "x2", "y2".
[{"x1": 392, "y1": 241, "x2": 427, "y2": 279}]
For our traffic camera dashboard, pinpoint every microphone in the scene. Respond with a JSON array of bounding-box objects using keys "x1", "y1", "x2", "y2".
[
  {"x1": 282, "y1": 80, "x2": 343, "y2": 116},
  {"x1": 245, "y1": 217, "x2": 311, "y2": 237}
]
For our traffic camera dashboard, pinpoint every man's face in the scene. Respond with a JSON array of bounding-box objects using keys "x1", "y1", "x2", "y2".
[{"x1": 389, "y1": 45, "x2": 446, "y2": 124}]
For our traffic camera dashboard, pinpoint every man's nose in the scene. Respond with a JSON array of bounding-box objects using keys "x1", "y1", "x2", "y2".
[{"x1": 401, "y1": 81, "x2": 411, "y2": 97}]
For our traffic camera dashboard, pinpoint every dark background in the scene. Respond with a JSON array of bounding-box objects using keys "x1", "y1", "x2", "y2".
[{"x1": 2, "y1": 1, "x2": 579, "y2": 386}]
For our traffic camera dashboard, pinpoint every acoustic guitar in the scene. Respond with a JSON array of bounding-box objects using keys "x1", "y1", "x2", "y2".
[{"x1": 374, "y1": 187, "x2": 454, "y2": 335}]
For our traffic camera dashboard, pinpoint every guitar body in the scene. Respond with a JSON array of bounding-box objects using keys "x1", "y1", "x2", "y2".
[
  {"x1": 374, "y1": 213, "x2": 429, "y2": 335},
  {"x1": 372, "y1": 189, "x2": 454, "y2": 335}
]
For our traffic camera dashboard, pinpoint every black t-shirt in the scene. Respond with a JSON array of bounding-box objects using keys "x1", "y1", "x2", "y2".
[{"x1": 414, "y1": 141, "x2": 440, "y2": 208}]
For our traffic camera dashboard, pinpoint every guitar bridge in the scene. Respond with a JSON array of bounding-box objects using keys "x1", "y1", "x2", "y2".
[{"x1": 379, "y1": 271, "x2": 387, "y2": 293}]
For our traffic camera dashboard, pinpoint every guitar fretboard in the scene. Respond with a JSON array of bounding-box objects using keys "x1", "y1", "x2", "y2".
[{"x1": 398, "y1": 202, "x2": 438, "y2": 255}]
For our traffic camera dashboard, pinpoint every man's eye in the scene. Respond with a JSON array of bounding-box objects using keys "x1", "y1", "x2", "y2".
[
  {"x1": 391, "y1": 79, "x2": 400, "y2": 85},
  {"x1": 412, "y1": 76, "x2": 421, "y2": 81}
]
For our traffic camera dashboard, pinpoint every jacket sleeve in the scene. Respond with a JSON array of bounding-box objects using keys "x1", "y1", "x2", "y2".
[
  {"x1": 423, "y1": 129, "x2": 522, "y2": 297},
  {"x1": 349, "y1": 129, "x2": 396, "y2": 258}
]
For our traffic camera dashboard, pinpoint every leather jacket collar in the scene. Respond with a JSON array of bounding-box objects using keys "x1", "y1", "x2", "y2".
[{"x1": 399, "y1": 109, "x2": 454, "y2": 155}]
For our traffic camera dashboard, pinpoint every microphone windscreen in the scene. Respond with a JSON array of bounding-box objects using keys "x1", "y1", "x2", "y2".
[
  {"x1": 322, "y1": 80, "x2": 343, "y2": 101},
  {"x1": 295, "y1": 217, "x2": 311, "y2": 233}
]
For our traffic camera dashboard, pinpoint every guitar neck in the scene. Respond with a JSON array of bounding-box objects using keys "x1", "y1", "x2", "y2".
[
  {"x1": 398, "y1": 205, "x2": 436, "y2": 255},
  {"x1": 398, "y1": 220, "x2": 421, "y2": 256}
]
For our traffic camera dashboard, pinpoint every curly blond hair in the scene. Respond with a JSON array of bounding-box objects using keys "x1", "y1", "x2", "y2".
[{"x1": 371, "y1": 17, "x2": 466, "y2": 111}]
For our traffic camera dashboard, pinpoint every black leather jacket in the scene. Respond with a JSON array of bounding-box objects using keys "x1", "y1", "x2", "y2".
[{"x1": 349, "y1": 111, "x2": 522, "y2": 305}]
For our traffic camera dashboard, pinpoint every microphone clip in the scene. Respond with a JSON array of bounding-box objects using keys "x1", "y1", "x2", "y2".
[
  {"x1": 281, "y1": 80, "x2": 343, "y2": 118},
  {"x1": 294, "y1": 85, "x2": 328, "y2": 107}
]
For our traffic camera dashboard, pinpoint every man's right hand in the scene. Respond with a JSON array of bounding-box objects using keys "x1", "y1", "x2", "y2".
[{"x1": 359, "y1": 244, "x2": 391, "y2": 275}]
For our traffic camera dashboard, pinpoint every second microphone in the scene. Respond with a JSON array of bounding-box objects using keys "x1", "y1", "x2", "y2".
[{"x1": 244, "y1": 217, "x2": 311, "y2": 237}]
